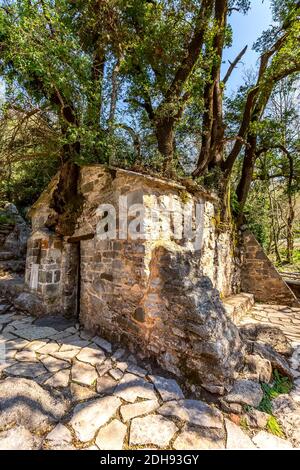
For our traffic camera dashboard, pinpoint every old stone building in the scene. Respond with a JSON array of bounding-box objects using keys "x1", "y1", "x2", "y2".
[{"x1": 24, "y1": 165, "x2": 298, "y2": 392}]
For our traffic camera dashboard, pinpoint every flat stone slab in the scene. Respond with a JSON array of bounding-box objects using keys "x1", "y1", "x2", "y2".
[
  {"x1": 45, "y1": 424, "x2": 74, "y2": 450},
  {"x1": 45, "y1": 369, "x2": 70, "y2": 388},
  {"x1": 69, "y1": 396, "x2": 121, "y2": 442},
  {"x1": 174, "y1": 426, "x2": 225, "y2": 450},
  {"x1": 159, "y1": 399, "x2": 223, "y2": 428},
  {"x1": 109, "y1": 368, "x2": 124, "y2": 381},
  {"x1": 120, "y1": 400, "x2": 159, "y2": 422},
  {"x1": 35, "y1": 315, "x2": 76, "y2": 331},
  {"x1": 96, "y1": 359, "x2": 112, "y2": 377},
  {"x1": 130, "y1": 415, "x2": 177, "y2": 447},
  {"x1": 14, "y1": 326, "x2": 58, "y2": 341},
  {"x1": 76, "y1": 346, "x2": 106, "y2": 366},
  {"x1": 10, "y1": 319, "x2": 34, "y2": 329},
  {"x1": 38, "y1": 342, "x2": 60, "y2": 354},
  {"x1": 116, "y1": 361, "x2": 128, "y2": 373},
  {"x1": 5, "y1": 338, "x2": 29, "y2": 350},
  {"x1": 0, "y1": 377, "x2": 68, "y2": 433},
  {"x1": 111, "y1": 348, "x2": 125, "y2": 361},
  {"x1": 149, "y1": 375, "x2": 184, "y2": 402},
  {"x1": 27, "y1": 340, "x2": 49, "y2": 351},
  {"x1": 96, "y1": 375, "x2": 118, "y2": 396},
  {"x1": 127, "y1": 363, "x2": 147, "y2": 377},
  {"x1": 51, "y1": 349, "x2": 79, "y2": 362},
  {"x1": 114, "y1": 373, "x2": 157, "y2": 403},
  {"x1": 252, "y1": 430, "x2": 293, "y2": 449},
  {"x1": 50, "y1": 331, "x2": 74, "y2": 341},
  {"x1": 0, "y1": 426, "x2": 41, "y2": 450},
  {"x1": 5, "y1": 361, "x2": 47, "y2": 378},
  {"x1": 14, "y1": 349, "x2": 37, "y2": 362},
  {"x1": 224, "y1": 379, "x2": 263, "y2": 407},
  {"x1": 0, "y1": 332, "x2": 16, "y2": 341},
  {"x1": 60, "y1": 336, "x2": 90, "y2": 351},
  {"x1": 92, "y1": 336, "x2": 112, "y2": 353},
  {"x1": 79, "y1": 330, "x2": 94, "y2": 341},
  {"x1": 71, "y1": 360, "x2": 98, "y2": 386},
  {"x1": 70, "y1": 383, "x2": 99, "y2": 402},
  {"x1": 95, "y1": 419, "x2": 127, "y2": 450},
  {"x1": 39, "y1": 355, "x2": 70, "y2": 373},
  {"x1": 0, "y1": 313, "x2": 15, "y2": 324},
  {"x1": 35, "y1": 371, "x2": 53, "y2": 385},
  {"x1": 225, "y1": 419, "x2": 256, "y2": 449}
]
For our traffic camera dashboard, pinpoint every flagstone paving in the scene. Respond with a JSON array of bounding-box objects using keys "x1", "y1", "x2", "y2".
[
  {"x1": 0, "y1": 297, "x2": 300, "y2": 450},
  {"x1": 239, "y1": 303, "x2": 300, "y2": 347}
]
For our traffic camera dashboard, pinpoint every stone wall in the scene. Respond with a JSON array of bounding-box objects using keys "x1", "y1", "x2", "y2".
[
  {"x1": 241, "y1": 229, "x2": 299, "y2": 307},
  {"x1": 25, "y1": 165, "x2": 242, "y2": 391},
  {"x1": 25, "y1": 231, "x2": 79, "y2": 316},
  {"x1": 0, "y1": 203, "x2": 29, "y2": 256}
]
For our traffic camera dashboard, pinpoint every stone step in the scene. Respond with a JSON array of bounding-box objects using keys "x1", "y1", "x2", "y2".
[{"x1": 223, "y1": 293, "x2": 255, "y2": 324}]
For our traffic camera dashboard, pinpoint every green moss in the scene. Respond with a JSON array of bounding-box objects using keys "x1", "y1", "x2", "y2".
[{"x1": 179, "y1": 190, "x2": 190, "y2": 205}]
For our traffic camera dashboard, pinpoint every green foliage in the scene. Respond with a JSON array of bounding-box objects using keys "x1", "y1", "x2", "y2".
[
  {"x1": 0, "y1": 213, "x2": 13, "y2": 224},
  {"x1": 0, "y1": 0, "x2": 299, "y2": 221},
  {"x1": 258, "y1": 370, "x2": 293, "y2": 415},
  {"x1": 239, "y1": 416, "x2": 249, "y2": 431},
  {"x1": 267, "y1": 416, "x2": 284, "y2": 438}
]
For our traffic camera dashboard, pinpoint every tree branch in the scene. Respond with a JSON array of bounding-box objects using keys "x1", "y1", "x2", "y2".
[
  {"x1": 164, "y1": 0, "x2": 214, "y2": 103},
  {"x1": 222, "y1": 86, "x2": 259, "y2": 172},
  {"x1": 222, "y1": 45, "x2": 248, "y2": 84},
  {"x1": 116, "y1": 123, "x2": 141, "y2": 160}
]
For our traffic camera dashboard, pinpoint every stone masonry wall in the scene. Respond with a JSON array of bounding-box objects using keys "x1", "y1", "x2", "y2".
[
  {"x1": 241, "y1": 229, "x2": 299, "y2": 307},
  {"x1": 25, "y1": 165, "x2": 243, "y2": 391},
  {"x1": 25, "y1": 231, "x2": 79, "y2": 316}
]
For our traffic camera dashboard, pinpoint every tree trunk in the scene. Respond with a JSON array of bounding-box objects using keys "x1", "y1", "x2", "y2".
[
  {"x1": 47, "y1": 156, "x2": 83, "y2": 237},
  {"x1": 193, "y1": 0, "x2": 227, "y2": 176},
  {"x1": 286, "y1": 195, "x2": 295, "y2": 264},
  {"x1": 268, "y1": 188, "x2": 282, "y2": 265},
  {"x1": 236, "y1": 134, "x2": 257, "y2": 221},
  {"x1": 286, "y1": 150, "x2": 295, "y2": 264},
  {"x1": 210, "y1": 80, "x2": 225, "y2": 167},
  {"x1": 46, "y1": 133, "x2": 83, "y2": 237},
  {"x1": 193, "y1": 83, "x2": 214, "y2": 175},
  {"x1": 155, "y1": 118, "x2": 175, "y2": 175}
]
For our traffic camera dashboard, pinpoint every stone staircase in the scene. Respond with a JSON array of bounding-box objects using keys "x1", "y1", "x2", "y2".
[{"x1": 223, "y1": 292, "x2": 255, "y2": 324}]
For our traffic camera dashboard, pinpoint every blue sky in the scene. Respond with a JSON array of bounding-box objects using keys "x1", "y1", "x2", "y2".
[
  {"x1": 223, "y1": 0, "x2": 273, "y2": 94},
  {"x1": 0, "y1": 0, "x2": 273, "y2": 99}
]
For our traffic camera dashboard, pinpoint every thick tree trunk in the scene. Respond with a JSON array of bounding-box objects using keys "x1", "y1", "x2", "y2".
[
  {"x1": 193, "y1": 0, "x2": 227, "y2": 176},
  {"x1": 47, "y1": 158, "x2": 83, "y2": 237},
  {"x1": 155, "y1": 118, "x2": 175, "y2": 175},
  {"x1": 46, "y1": 135, "x2": 83, "y2": 237}
]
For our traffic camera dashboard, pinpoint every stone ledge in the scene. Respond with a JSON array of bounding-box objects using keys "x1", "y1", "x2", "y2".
[{"x1": 223, "y1": 293, "x2": 255, "y2": 323}]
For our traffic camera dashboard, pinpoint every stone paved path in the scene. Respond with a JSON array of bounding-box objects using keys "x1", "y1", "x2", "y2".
[
  {"x1": 239, "y1": 303, "x2": 300, "y2": 347},
  {"x1": 0, "y1": 297, "x2": 298, "y2": 450}
]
